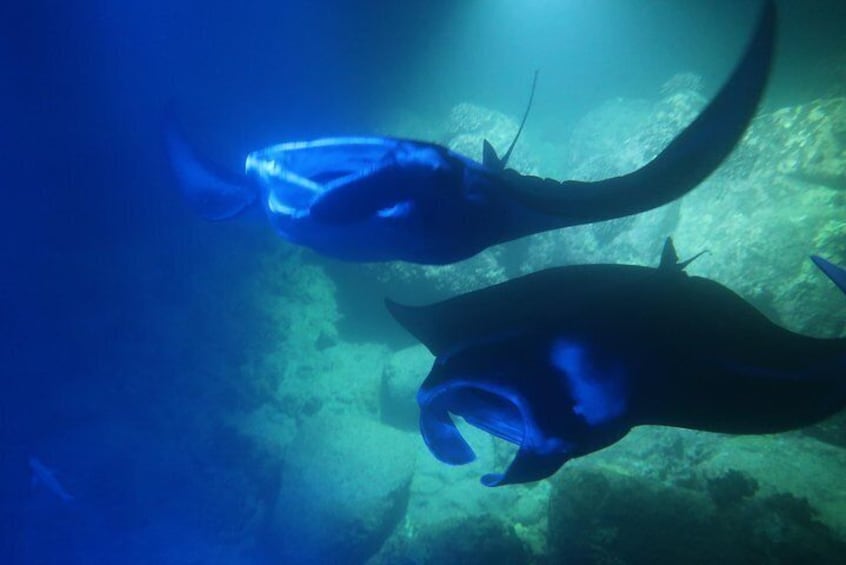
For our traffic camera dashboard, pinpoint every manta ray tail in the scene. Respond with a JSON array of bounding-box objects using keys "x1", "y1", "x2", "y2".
[
  {"x1": 163, "y1": 109, "x2": 256, "y2": 221},
  {"x1": 503, "y1": 0, "x2": 776, "y2": 224},
  {"x1": 483, "y1": 70, "x2": 539, "y2": 172}
]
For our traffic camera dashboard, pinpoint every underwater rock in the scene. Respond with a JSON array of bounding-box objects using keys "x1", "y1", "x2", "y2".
[
  {"x1": 252, "y1": 259, "x2": 341, "y2": 353},
  {"x1": 567, "y1": 88, "x2": 706, "y2": 182},
  {"x1": 369, "y1": 514, "x2": 531, "y2": 565},
  {"x1": 244, "y1": 341, "x2": 390, "y2": 444},
  {"x1": 239, "y1": 257, "x2": 342, "y2": 408},
  {"x1": 554, "y1": 422, "x2": 846, "y2": 540},
  {"x1": 566, "y1": 97, "x2": 653, "y2": 178},
  {"x1": 548, "y1": 465, "x2": 846, "y2": 565},
  {"x1": 674, "y1": 169, "x2": 846, "y2": 337},
  {"x1": 549, "y1": 466, "x2": 723, "y2": 564},
  {"x1": 745, "y1": 97, "x2": 846, "y2": 186},
  {"x1": 706, "y1": 469, "x2": 759, "y2": 509},
  {"x1": 380, "y1": 345, "x2": 431, "y2": 431},
  {"x1": 695, "y1": 434, "x2": 846, "y2": 536},
  {"x1": 369, "y1": 245, "x2": 508, "y2": 299},
  {"x1": 265, "y1": 411, "x2": 416, "y2": 564},
  {"x1": 522, "y1": 87, "x2": 706, "y2": 271},
  {"x1": 522, "y1": 95, "x2": 846, "y2": 339},
  {"x1": 446, "y1": 102, "x2": 538, "y2": 175},
  {"x1": 660, "y1": 72, "x2": 704, "y2": 98}
]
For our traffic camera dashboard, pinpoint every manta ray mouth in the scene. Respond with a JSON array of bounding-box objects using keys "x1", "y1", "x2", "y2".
[
  {"x1": 418, "y1": 382, "x2": 526, "y2": 467},
  {"x1": 245, "y1": 137, "x2": 401, "y2": 207},
  {"x1": 247, "y1": 137, "x2": 400, "y2": 187}
]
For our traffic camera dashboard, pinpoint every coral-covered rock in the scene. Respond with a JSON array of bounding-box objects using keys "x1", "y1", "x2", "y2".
[
  {"x1": 446, "y1": 102, "x2": 538, "y2": 175},
  {"x1": 370, "y1": 514, "x2": 531, "y2": 565},
  {"x1": 548, "y1": 465, "x2": 846, "y2": 564},
  {"x1": 746, "y1": 97, "x2": 846, "y2": 186},
  {"x1": 266, "y1": 412, "x2": 417, "y2": 564},
  {"x1": 380, "y1": 345, "x2": 431, "y2": 431}
]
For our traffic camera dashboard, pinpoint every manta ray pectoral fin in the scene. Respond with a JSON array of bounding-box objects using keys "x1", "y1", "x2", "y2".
[
  {"x1": 811, "y1": 255, "x2": 846, "y2": 295},
  {"x1": 481, "y1": 445, "x2": 569, "y2": 487},
  {"x1": 502, "y1": 1, "x2": 775, "y2": 224},
  {"x1": 163, "y1": 110, "x2": 256, "y2": 221},
  {"x1": 384, "y1": 298, "x2": 450, "y2": 356}
]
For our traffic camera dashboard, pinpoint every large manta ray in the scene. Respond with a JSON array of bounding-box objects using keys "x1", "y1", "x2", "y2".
[
  {"x1": 166, "y1": 2, "x2": 776, "y2": 265},
  {"x1": 386, "y1": 239, "x2": 846, "y2": 486}
]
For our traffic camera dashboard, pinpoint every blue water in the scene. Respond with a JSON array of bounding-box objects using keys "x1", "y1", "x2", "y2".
[{"x1": 3, "y1": 1, "x2": 846, "y2": 564}]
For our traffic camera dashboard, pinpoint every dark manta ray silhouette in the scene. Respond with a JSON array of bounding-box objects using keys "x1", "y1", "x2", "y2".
[
  {"x1": 386, "y1": 239, "x2": 846, "y2": 487},
  {"x1": 166, "y1": 2, "x2": 776, "y2": 265}
]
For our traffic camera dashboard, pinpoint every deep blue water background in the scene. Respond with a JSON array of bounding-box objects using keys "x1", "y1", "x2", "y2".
[{"x1": 2, "y1": 1, "x2": 846, "y2": 563}]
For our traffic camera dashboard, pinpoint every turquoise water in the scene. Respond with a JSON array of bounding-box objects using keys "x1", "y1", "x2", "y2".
[{"x1": 3, "y1": 1, "x2": 846, "y2": 563}]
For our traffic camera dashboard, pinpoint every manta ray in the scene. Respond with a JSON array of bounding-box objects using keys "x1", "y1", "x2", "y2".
[
  {"x1": 166, "y1": 2, "x2": 776, "y2": 265},
  {"x1": 386, "y1": 239, "x2": 846, "y2": 486}
]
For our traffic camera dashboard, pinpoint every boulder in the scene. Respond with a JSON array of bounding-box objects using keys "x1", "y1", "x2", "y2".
[
  {"x1": 548, "y1": 465, "x2": 846, "y2": 564},
  {"x1": 379, "y1": 345, "x2": 432, "y2": 431},
  {"x1": 265, "y1": 411, "x2": 417, "y2": 564},
  {"x1": 370, "y1": 514, "x2": 531, "y2": 565}
]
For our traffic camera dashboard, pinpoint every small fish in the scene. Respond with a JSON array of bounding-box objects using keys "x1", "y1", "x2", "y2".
[
  {"x1": 386, "y1": 239, "x2": 846, "y2": 486},
  {"x1": 29, "y1": 456, "x2": 74, "y2": 503},
  {"x1": 165, "y1": 1, "x2": 775, "y2": 265}
]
